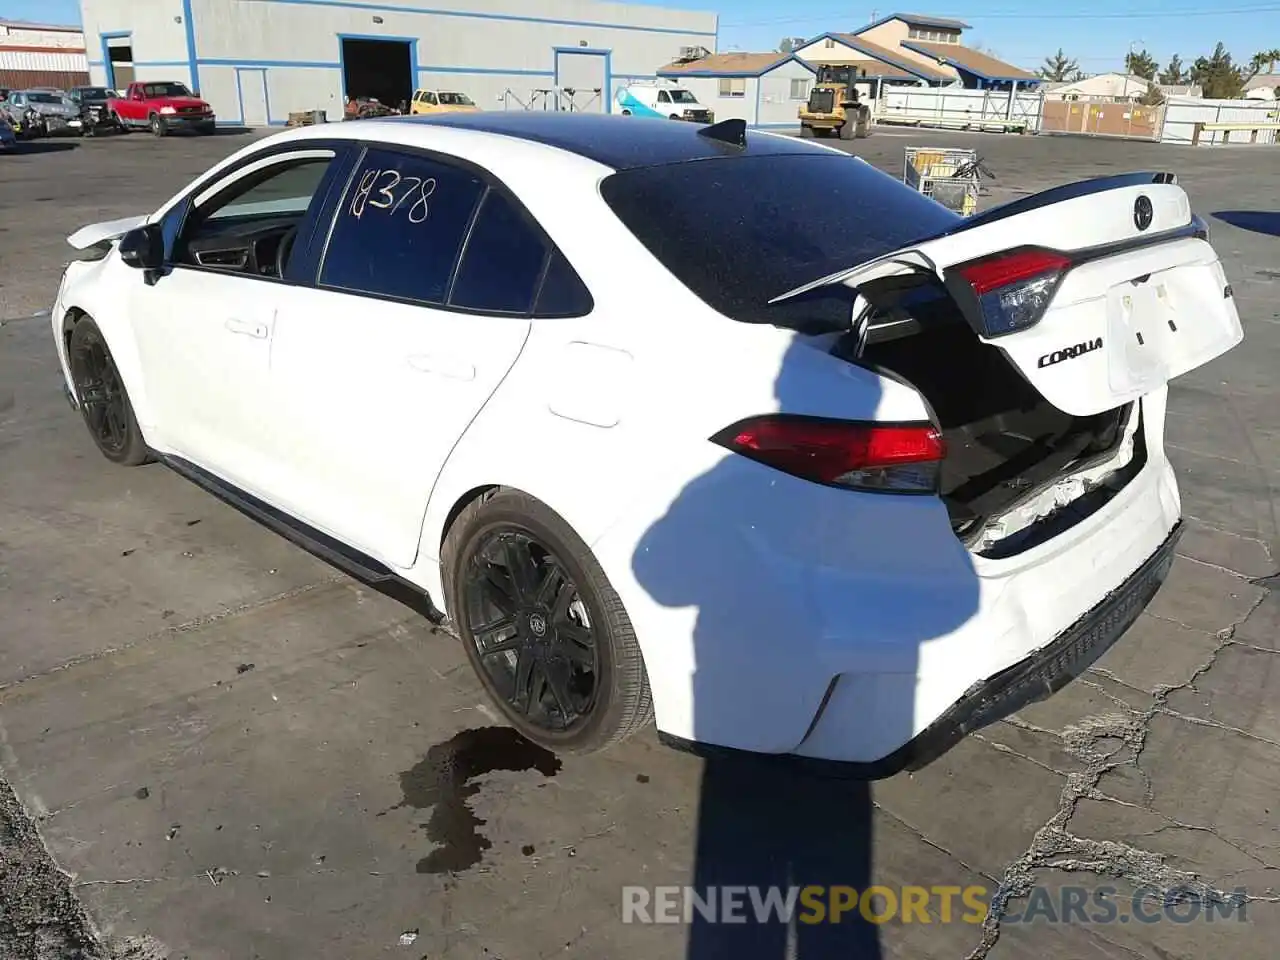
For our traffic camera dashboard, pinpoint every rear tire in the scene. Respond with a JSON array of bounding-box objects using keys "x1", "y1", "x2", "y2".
[
  {"x1": 112, "y1": 113, "x2": 129, "y2": 133},
  {"x1": 66, "y1": 318, "x2": 151, "y2": 466},
  {"x1": 442, "y1": 489, "x2": 653, "y2": 754},
  {"x1": 838, "y1": 119, "x2": 855, "y2": 140}
]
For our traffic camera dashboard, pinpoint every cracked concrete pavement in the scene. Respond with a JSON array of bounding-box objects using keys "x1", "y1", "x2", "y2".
[{"x1": 1, "y1": 128, "x2": 1277, "y2": 959}]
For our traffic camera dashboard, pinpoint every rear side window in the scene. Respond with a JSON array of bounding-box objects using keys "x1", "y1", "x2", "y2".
[
  {"x1": 599, "y1": 153, "x2": 960, "y2": 330},
  {"x1": 535, "y1": 250, "x2": 593, "y2": 317},
  {"x1": 320, "y1": 147, "x2": 485, "y2": 305},
  {"x1": 449, "y1": 189, "x2": 548, "y2": 314}
]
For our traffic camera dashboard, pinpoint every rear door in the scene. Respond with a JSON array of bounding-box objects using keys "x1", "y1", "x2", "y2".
[
  {"x1": 776, "y1": 174, "x2": 1243, "y2": 417},
  {"x1": 267, "y1": 145, "x2": 542, "y2": 567}
]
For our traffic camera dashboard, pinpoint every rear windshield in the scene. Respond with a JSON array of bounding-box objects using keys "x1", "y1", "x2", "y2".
[
  {"x1": 600, "y1": 153, "x2": 960, "y2": 330},
  {"x1": 27, "y1": 92, "x2": 62, "y2": 104}
]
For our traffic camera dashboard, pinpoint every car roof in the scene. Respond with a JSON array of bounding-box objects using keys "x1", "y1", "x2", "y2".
[{"x1": 399, "y1": 112, "x2": 831, "y2": 171}]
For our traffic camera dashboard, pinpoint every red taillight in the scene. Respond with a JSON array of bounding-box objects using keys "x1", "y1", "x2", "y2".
[
  {"x1": 712, "y1": 415, "x2": 945, "y2": 493},
  {"x1": 953, "y1": 248, "x2": 1072, "y2": 336}
]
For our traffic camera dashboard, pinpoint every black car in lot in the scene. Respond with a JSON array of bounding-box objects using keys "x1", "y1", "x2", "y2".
[{"x1": 66, "y1": 86, "x2": 122, "y2": 135}]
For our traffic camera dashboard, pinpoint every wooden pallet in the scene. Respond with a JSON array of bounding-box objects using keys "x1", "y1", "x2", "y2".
[{"x1": 286, "y1": 110, "x2": 328, "y2": 127}]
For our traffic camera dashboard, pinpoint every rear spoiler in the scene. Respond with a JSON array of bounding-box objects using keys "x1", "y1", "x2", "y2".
[
  {"x1": 67, "y1": 214, "x2": 148, "y2": 251},
  {"x1": 938, "y1": 171, "x2": 1178, "y2": 235},
  {"x1": 768, "y1": 172, "x2": 1184, "y2": 307}
]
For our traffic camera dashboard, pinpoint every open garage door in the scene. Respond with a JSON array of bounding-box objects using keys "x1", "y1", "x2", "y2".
[
  {"x1": 341, "y1": 37, "x2": 412, "y2": 113},
  {"x1": 106, "y1": 37, "x2": 134, "y2": 89},
  {"x1": 555, "y1": 50, "x2": 608, "y2": 113}
]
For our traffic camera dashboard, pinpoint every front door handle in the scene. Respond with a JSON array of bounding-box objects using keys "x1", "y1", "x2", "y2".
[
  {"x1": 225, "y1": 317, "x2": 269, "y2": 339},
  {"x1": 406, "y1": 353, "x2": 476, "y2": 381}
]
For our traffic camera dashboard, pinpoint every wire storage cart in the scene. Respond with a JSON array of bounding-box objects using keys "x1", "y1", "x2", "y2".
[{"x1": 903, "y1": 146, "x2": 981, "y2": 217}]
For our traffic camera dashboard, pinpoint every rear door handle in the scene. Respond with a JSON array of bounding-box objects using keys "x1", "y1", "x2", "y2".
[
  {"x1": 225, "y1": 317, "x2": 269, "y2": 339},
  {"x1": 406, "y1": 353, "x2": 476, "y2": 381}
]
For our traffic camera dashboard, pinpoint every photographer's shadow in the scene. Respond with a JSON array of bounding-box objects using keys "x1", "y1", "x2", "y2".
[{"x1": 633, "y1": 336, "x2": 980, "y2": 958}]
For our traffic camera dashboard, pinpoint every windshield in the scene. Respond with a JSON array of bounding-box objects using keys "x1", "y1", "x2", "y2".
[
  {"x1": 143, "y1": 83, "x2": 193, "y2": 98},
  {"x1": 438, "y1": 92, "x2": 474, "y2": 105},
  {"x1": 600, "y1": 153, "x2": 960, "y2": 330},
  {"x1": 27, "y1": 93, "x2": 62, "y2": 104},
  {"x1": 669, "y1": 89, "x2": 698, "y2": 104}
]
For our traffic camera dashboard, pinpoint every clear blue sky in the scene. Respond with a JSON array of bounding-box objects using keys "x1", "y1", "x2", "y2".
[{"x1": 6, "y1": 0, "x2": 1278, "y2": 72}]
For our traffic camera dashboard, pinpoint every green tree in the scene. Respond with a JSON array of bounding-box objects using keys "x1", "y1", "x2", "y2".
[
  {"x1": 1190, "y1": 42, "x2": 1247, "y2": 98},
  {"x1": 1139, "y1": 84, "x2": 1165, "y2": 106},
  {"x1": 1158, "y1": 54, "x2": 1185, "y2": 85},
  {"x1": 1038, "y1": 48, "x2": 1080, "y2": 82},
  {"x1": 1125, "y1": 48, "x2": 1159, "y2": 81},
  {"x1": 1248, "y1": 48, "x2": 1280, "y2": 77},
  {"x1": 777, "y1": 37, "x2": 807, "y2": 54}
]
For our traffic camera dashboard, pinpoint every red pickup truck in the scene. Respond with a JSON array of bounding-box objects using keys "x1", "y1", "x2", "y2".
[{"x1": 108, "y1": 81, "x2": 216, "y2": 137}]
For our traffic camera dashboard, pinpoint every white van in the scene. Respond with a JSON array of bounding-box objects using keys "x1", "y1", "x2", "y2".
[{"x1": 615, "y1": 81, "x2": 714, "y2": 123}]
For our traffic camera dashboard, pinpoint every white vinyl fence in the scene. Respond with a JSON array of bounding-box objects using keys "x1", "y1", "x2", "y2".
[
  {"x1": 1158, "y1": 96, "x2": 1280, "y2": 145},
  {"x1": 873, "y1": 86, "x2": 1044, "y2": 132}
]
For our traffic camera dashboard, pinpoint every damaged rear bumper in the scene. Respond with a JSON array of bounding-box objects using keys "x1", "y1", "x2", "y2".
[{"x1": 659, "y1": 520, "x2": 1182, "y2": 779}]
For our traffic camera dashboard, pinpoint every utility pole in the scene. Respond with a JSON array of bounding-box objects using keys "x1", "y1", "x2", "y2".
[{"x1": 1121, "y1": 38, "x2": 1144, "y2": 101}]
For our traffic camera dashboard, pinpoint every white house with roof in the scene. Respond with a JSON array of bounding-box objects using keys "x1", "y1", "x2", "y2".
[{"x1": 657, "y1": 51, "x2": 817, "y2": 129}]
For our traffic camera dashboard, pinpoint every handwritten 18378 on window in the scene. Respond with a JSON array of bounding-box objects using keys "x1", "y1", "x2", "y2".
[{"x1": 349, "y1": 167, "x2": 437, "y2": 224}]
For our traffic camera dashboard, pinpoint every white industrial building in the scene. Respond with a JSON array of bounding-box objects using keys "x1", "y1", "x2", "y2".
[
  {"x1": 658, "y1": 52, "x2": 816, "y2": 129},
  {"x1": 1, "y1": 19, "x2": 90, "y2": 91},
  {"x1": 78, "y1": 0, "x2": 719, "y2": 126}
]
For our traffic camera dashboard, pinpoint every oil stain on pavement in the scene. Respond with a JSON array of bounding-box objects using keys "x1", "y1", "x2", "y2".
[{"x1": 390, "y1": 727, "x2": 561, "y2": 874}]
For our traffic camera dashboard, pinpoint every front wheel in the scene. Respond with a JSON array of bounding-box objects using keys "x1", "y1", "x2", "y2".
[
  {"x1": 443, "y1": 489, "x2": 653, "y2": 754},
  {"x1": 150, "y1": 114, "x2": 167, "y2": 137},
  {"x1": 67, "y1": 318, "x2": 151, "y2": 466}
]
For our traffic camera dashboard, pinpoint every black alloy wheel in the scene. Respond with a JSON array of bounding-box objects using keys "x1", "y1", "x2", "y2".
[
  {"x1": 67, "y1": 319, "x2": 150, "y2": 465},
  {"x1": 71, "y1": 327, "x2": 128, "y2": 456},
  {"x1": 443, "y1": 489, "x2": 653, "y2": 753},
  {"x1": 463, "y1": 530, "x2": 600, "y2": 733}
]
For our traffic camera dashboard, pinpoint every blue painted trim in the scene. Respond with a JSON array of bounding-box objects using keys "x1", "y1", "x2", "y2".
[
  {"x1": 553, "y1": 47, "x2": 612, "y2": 115},
  {"x1": 180, "y1": 0, "x2": 199, "y2": 91},
  {"x1": 99, "y1": 31, "x2": 130, "y2": 90},
  {"x1": 338, "y1": 33, "x2": 419, "y2": 105},
  {"x1": 658, "y1": 53, "x2": 817, "y2": 80},
  {"x1": 234, "y1": 67, "x2": 271, "y2": 125},
  {"x1": 854, "y1": 13, "x2": 970, "y2": 35},
  {"x1": 417, "y1": 65, "x2": 553, "y2": 77},
  {"x1": 256, "y1": 0, "x2": 716, "y2": 37},
  {"x1": 898, "y1": 41, "x2": 1038, "y2": 85},
  {"x1": 796, "y1": 34, "x2": 944, "y2": 82},
  {"x1": 200, "y1": 57, "x2": 340, "y2": 68}
]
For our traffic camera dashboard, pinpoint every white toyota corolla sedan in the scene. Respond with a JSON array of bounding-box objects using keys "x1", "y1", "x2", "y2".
[{"x1": 52, "y1": 113, "x2": 1242, "y2": 776}]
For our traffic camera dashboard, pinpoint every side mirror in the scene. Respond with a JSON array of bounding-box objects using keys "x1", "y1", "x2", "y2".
[{"x1": 118, "y1": 225, "x2": 164, "y2": 271}]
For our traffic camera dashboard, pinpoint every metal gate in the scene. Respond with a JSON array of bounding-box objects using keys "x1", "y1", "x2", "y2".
[{"x1": 1040, "y1": 99, "x2": 1164, "y2": 140}]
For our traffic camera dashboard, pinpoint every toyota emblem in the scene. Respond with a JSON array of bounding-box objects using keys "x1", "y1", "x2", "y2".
[{"x1": 1134, "y1": 195, "x2": 1154, "y2": 232}]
